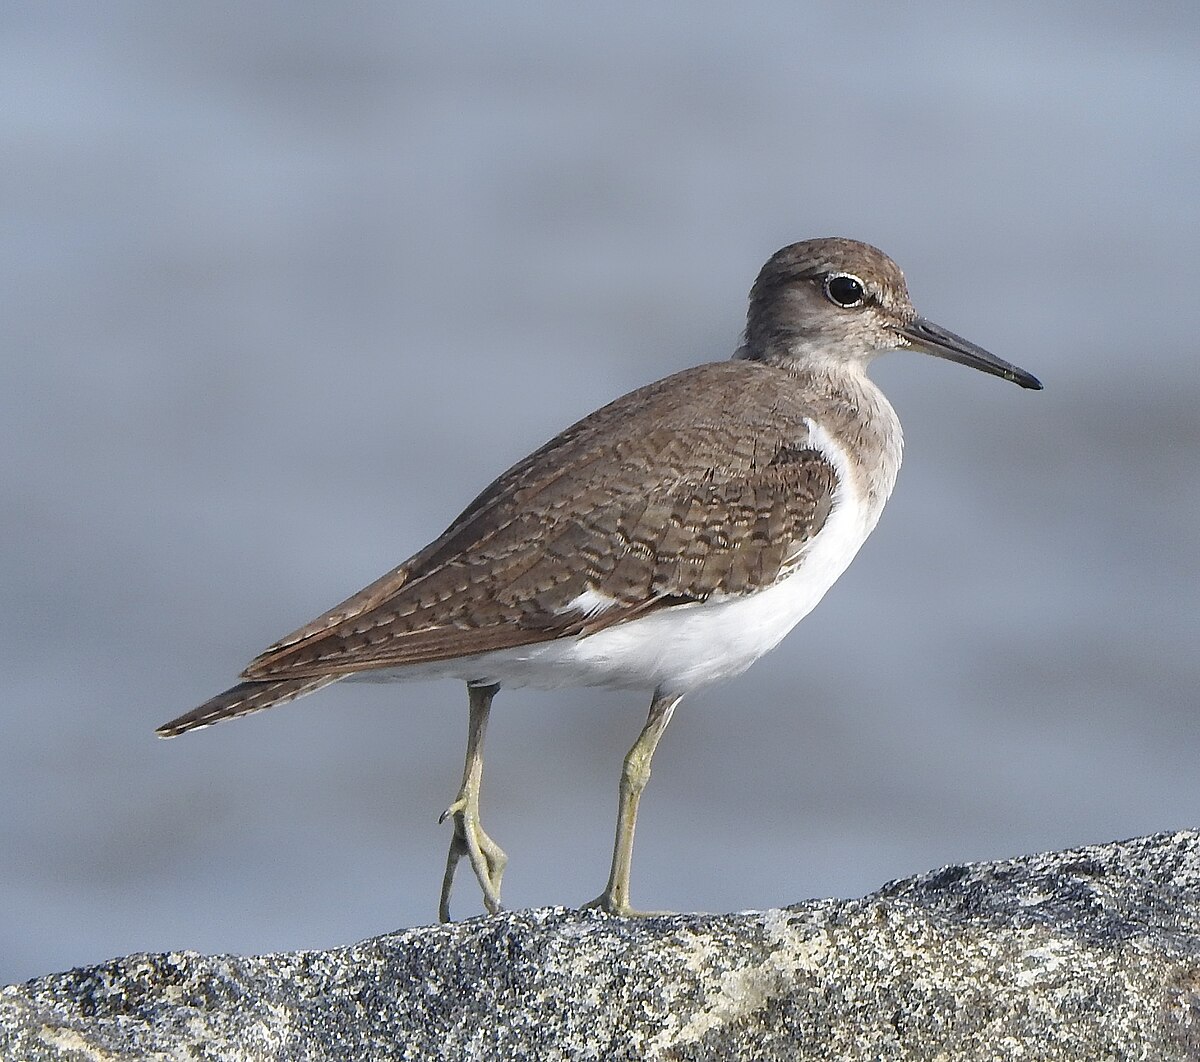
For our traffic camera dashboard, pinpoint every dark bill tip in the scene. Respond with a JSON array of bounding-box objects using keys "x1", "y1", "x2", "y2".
[{"x1": 899, "y1": 317, "x2": 1043, "y2": 391}]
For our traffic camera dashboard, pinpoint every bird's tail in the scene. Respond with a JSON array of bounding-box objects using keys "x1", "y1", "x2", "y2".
[{"x1": 156, "y1": 675, "x2": 340, "y2": 737}]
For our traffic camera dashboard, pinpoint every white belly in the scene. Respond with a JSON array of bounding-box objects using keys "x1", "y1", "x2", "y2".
[
  {"x1": 359, "y1": 419, "x2": 887, "y2": 696},
  {"x1": 467, "y1": 501, "x2": 871, "y2": 694}
]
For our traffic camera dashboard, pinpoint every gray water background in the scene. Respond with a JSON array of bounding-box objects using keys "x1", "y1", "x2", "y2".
[{"x1": 2, "y1": 2, "x2": 1198, "y2": 984}]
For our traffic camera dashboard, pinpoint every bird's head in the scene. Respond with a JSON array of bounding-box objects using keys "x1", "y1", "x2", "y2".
[{"x1": 739, "y1": 237, "x2": 1041, "y2": 390}]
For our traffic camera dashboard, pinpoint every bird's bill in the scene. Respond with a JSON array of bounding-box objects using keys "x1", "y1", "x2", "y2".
[{"x1": 898, "y1": 317, "x2": 1042, "y2": 390}]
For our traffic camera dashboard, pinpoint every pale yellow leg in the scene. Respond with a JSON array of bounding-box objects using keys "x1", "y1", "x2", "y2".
[
  {"x1": 586, "y1": 689, "x2": 682, "y2": 917},
  {"x1": 439, "y1": 683, "x2": 507, "y2": 922}
]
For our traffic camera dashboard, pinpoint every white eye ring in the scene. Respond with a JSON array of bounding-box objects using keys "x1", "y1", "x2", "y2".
[{"x1": 824, "y1": 273, "x2": 866, "y2": 308}]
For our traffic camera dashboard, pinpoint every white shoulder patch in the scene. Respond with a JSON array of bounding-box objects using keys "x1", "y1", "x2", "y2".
[{"x1": 558, "y1": 585, "x2": 620, "y2": 619}]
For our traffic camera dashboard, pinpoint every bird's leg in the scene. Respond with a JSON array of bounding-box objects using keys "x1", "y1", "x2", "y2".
[
  {"x1": 439, "y1": 682, "x2": 507, "y2": 921},
  {"x1": 586, "y1": 688, "x2": 683, "y2": 917}
]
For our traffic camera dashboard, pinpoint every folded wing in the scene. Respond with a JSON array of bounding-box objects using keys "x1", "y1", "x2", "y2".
[{"x1": 241, "y1": 363, "x2": 839, "y2": 683}]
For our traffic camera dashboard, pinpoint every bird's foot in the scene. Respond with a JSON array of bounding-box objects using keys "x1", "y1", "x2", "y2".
[
  {"x1": 580, "y1": 892, "x2": 673, "y2": 918},
  {"x1": 438, "y1": 794, "x2": 507, "y2": 922}
]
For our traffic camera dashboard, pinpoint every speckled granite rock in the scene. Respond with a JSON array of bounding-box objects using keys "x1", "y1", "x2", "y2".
[{"x1": 5, "y1": 832, "x2": 1200, "y2": 1061}]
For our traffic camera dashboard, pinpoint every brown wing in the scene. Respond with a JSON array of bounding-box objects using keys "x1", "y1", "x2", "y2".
[{"x1": 241, "y1": 361, "x2": 837, "y2": 681}]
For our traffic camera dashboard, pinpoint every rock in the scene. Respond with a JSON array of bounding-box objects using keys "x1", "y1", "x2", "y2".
[{"x1": 4, "y1": 832, "x2": 1200, "y2": 1060}]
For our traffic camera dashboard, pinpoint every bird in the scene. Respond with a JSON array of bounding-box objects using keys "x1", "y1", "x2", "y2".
[{"x1": 158, "y1": 237, "x2": 1042, "y2": 920}]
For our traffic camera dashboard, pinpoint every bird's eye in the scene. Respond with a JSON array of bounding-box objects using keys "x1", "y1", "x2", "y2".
[{"x1": 824, "y1": 273, "x2": 866, "y2": 308}]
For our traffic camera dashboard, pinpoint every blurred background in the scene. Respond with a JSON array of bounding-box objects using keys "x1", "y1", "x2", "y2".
[{"x1": 3, "y1": 2, "x2": 1198, "y2": 985}]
